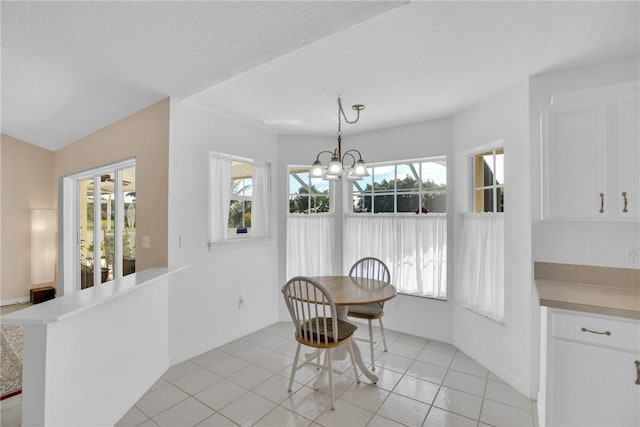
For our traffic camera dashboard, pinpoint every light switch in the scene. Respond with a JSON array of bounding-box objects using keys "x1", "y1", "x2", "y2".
[
  {"x1": 179, "y1": 235, "x2": 188, "y2": 249},
  {"x1": 142, "y1": 235, "x2": 151, "y2": 248}
]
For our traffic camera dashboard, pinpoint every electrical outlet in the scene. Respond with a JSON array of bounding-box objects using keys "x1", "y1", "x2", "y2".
[
  {"x1": 625, "y1": 246, "x2": 639, "y2": 264},
  {"x1": 238, "y1": 296, "x2": 244, "y2": 310}
]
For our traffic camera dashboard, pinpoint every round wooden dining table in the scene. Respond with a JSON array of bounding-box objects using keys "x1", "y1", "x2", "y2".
[{"x1": 307, "y1": 275, "x2": 397, "y2": 383}]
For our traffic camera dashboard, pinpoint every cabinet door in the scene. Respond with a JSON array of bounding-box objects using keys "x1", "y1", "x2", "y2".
[
  {"x1": 617, "y1": 95, "x2": 639, "y2": 219},
  {"x1": 550, "y1": 339, "x2": 639, "y2": 426},
  {"x1": 543, "y1": 103, "x2": 607, "y2": 219}
]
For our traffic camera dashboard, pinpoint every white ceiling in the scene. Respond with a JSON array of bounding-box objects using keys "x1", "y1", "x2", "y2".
[{"x1": 2, "y1": 1, "x2": 638, "y2": 151}]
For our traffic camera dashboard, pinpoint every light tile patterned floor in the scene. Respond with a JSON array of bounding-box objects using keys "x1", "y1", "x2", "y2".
[{"x1": 0, "y1": 322, "x2": 538, "y2": 427}]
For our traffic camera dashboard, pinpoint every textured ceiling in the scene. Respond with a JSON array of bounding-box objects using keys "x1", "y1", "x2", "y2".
[{"x1": 2, "y1": 1, "x2": 639, "y2": 150}]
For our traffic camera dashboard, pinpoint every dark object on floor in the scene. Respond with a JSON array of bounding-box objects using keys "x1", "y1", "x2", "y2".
[{"x1": 29, "y1": 286, "x2": 55, "y2": 304}]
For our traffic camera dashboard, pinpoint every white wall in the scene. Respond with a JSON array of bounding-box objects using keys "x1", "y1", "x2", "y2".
[
  {"x1": 278, "y1": 118, "x2": 455, "y2": 343},
  {"x1": 530, "y1": 56, "x2": 640, "y2": 268},
  {"x1": 167, "y1": 100, "x2": 280, "y2": 364},
  {"x1": 452, "y1": 80, "x2": 536, "y2": 398},
  {"x1": 11, "y1": 268, "x2": 174, "y2": 426}
]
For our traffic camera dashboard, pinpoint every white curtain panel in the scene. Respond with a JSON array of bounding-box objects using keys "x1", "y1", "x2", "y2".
[
  {"x1": 287, "y1": 215, "x2": 335, "y2": 279},
  {"x1": 251, "y1": 161, "x2": 271, "y2": 238},
  {"x1": 456, "y1": 212, "x2": 504, "y2": 322},
  {"x1": 209, "y1": 154, "x2": 231, "y2": 243},
  {"x1": 344, "y1": 213, "x2": 447, "y2": 298}
]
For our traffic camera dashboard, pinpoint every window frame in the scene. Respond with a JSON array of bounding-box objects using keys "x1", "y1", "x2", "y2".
[
  {"x1": 209, "y1": 152, "x2": 271, "y2": 247},
  {"x1": 228, "y1": 159, "x2": 254, "y2": 239},
  {"x1": 61, "y1": 158, "x2": 136, "y2": 293},
  {"x1": 350, "y1": 156, "x2": 447, "y2": 214},
  {"x1": 471, "y1": 147, "x2": 504, "y2": 213},
  {"x1": 287, "y1": 165, "x2": 334, "y2": 215}
]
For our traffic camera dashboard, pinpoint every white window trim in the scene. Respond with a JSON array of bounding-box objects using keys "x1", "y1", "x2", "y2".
[
  {"x1": 287, "y1": 165, "x2": 335, "y2": 215},
  {"x1": 209, "y1": 152, "x2": 271, "y2": 249},
  {"x1": 467, "y1": 139, "x2": 504, "y2": 213},
  {"x1": 61, "y1": 158, "x2": 136, "y2": 294},
  {"x1": 350, "y1": 156, "x2": 447, "y2": 214}
]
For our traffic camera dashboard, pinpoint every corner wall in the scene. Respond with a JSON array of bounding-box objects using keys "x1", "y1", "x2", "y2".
[
  {"x1": 53, "y1": 98, "x2": 170, "y2": 272},
  {"x1": 167, "y1": 100, "x2": 280, "y2": 364},
  {"x1": 452, "y1": 80, "x2": 535, "y2": 398},
  {"x1": 0, "y1": 135, "x2": 55, "y2": 302},
  {"x1": 278, "y1": 117, "x2": 455, "y2": 343},
  {"x1": 530, "y1": 56, "x2": 640, "y2": 268}
]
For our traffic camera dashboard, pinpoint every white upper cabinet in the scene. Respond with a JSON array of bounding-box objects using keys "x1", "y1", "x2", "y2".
[
  {"x1": 618, "y1": 94, "x2": 640, "y2": 218},
  {"x1": 542, "y1": 81, "x2": 639, "y2": 220}
]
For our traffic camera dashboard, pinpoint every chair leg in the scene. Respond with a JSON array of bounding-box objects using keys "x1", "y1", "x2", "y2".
[
  {"x1": 314, "y1": 349, "x2": 329, "y2": 390},
  {"x1": 288, "y1": 343, "x2": 302, "y2": 392},
  {"x1": 327, "y1": 348, "x2": 335, "y2": 410},
  {"x1": 368, "y1": 319, "x2": 375, "y2": 371},
  {"x1": 379, "y1": 318, "x2": 388, "y2": 352}
]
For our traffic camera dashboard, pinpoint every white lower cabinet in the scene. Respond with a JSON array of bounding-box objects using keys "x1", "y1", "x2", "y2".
[{"x1": 542, "y1": 308, "x2": 640, "y2": 426}]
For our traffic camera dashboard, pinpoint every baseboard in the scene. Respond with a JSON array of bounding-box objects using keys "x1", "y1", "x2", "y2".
[
  {"x1": 105, "y1": 358, "x2": 170, "y2": 426},
  {"x1": 1, "y1": 297, "x2": 30, "y2": 307},
  {"x1": 454, "y1": 341, "x2": 537, "y2": 400},
  {"x1": 383, "y1": 319, "x2": 453, "y2": 345},
  {"x1": 169, "y1": 316, "x2": 279, "y2": 366}
]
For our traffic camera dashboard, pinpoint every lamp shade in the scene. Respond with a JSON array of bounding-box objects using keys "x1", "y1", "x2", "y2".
[
  {"x1": 350, "y1": 159, "x2": 369, "y2": 177},
  {"x1": 326, "y1": 155, "x2": 343, "y2": 176},
  {"x1": 31, "y1": 209, "x2": 56, "y2": 284},
  {"x1": 310, "y1": 160, "x2": 325, "y2": 177}
]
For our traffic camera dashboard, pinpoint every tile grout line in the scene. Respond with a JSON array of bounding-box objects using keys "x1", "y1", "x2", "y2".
[
  {"x1": 476, "y1": 368, "x2": 491, "y2": 427},
  {"x1": 420, "y1": 339, "x2": 458, "y2": 426}
]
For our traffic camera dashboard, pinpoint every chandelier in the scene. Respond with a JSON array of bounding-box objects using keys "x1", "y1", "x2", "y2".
[{"x1": 310, "y1": 96, "x2": 369, "y2": 181}]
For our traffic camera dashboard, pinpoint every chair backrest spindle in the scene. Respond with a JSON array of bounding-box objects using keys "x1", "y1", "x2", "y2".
[
  {"x1": 282, "y1": 276, "x2": 339, "y2": 346},
  {"x1": 349, "y1": 257, "x2": 391, "y2": 289}
]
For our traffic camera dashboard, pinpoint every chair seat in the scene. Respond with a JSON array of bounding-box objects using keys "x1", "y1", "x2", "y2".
[
  {"x1": 348, "y1": 303, "x2": 384, "y2": 319},
  {"x1": 298, "y1": 317, "x2": 357, "y2": 344}
]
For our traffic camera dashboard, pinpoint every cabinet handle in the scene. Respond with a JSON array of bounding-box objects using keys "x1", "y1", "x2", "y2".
[
  {"x1": 635, "y1": 360, "x2": 640, "y2": 385},
  {"x1": 581, "y1": 327, "x2": 611, "y2": 336},
  {"x1": 622, "y1": 192, "x2": 628, "y2": 213},
  {"x1": 599, "y1": 193, "x2": 605, "y2": 213}
]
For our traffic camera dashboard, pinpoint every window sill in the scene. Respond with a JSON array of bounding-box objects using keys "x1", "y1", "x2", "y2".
[
  {"x1": 398, "y1": 291, "x2": 448, "y2": 301},
  {"x1": 208, "y1": 237, "x2": 271, "y2": 250}
]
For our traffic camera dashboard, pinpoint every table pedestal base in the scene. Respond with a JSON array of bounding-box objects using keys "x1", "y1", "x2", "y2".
[{"x1": 337, "y1": 306, "x2": 378, "y2": 384}]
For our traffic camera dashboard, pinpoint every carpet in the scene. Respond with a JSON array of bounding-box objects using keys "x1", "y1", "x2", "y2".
[{"x1": 0, "y1": 323, "x2": 23, "y2": 400}]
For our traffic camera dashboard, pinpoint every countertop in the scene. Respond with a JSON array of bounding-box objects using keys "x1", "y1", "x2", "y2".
[
  {"x1": 2, "y1": 266, "x2": 187, "y2": 324},
  {"x1": 535, "y1": 262, "x2": 640, "y2": 320}
]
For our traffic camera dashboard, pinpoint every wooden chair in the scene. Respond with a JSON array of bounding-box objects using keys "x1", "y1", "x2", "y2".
[
  {"x1": 281, "y1": 276, "x2": 359, "y2": 410},
  {"x1": 347, "y1": 257, "x2": 391, "y2": 371}
]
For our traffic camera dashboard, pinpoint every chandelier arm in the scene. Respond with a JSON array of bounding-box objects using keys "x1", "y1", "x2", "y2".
[
  {"x1": 343, "y1": 149, "x2": 363, "y2": 161},
  {"x1": 341, "y1": 151, "x2": 358, "y2": 167},
  {"x1": 314, "y1": 150, "x2": 336, "y2": 162}
]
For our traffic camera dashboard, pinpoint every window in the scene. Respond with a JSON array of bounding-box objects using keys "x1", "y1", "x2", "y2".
[
  {"x1": 352, "y1": 158, "x2": 446, "y2": 213},
  {"x1": 472, "y1": 148, "x2": 504, "y2": 212},
  {"x1": 229, "y1": 161, "x2": 253, "y2": 233},
  {"x1": 209, "y1": 153, "x2": 270, "y2": 244},
  {"x1": 286, "y1": 166, "x2": 335, "y2": 279},
  {"x1": 457, "y1": 145, "x2": 505, "y2": 322},
  {"x1": 288, "y1": 167, "x2": 331, "y2": 214},
  {"x1": 345, "y1": 157, "x2": 448, "y2": 299},
  {"x1": 62, "y1": 159, "x2": 136, "y2": 291}
]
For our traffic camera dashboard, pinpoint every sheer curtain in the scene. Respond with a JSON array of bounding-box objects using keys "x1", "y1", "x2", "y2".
[
  {"x1": 344, "y1": 213, "x2": 447, "y2": 298},
  {"x1": 287, "y1": 215, "x2": 335, "y2": 278},
  {"x1": 456, "y1": 212, "x2": 504, "y2": 322},
  {"x1": 251, "y1": 161, "x2": 271, "y2": 238},
  {"x1": 209, "y1": 154, "x2": 231, "y2": 243}
]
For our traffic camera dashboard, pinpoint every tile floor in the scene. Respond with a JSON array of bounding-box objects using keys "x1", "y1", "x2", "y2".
[{"x1": 0, "y1": 322, "x2": 537, "y2": 427}]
